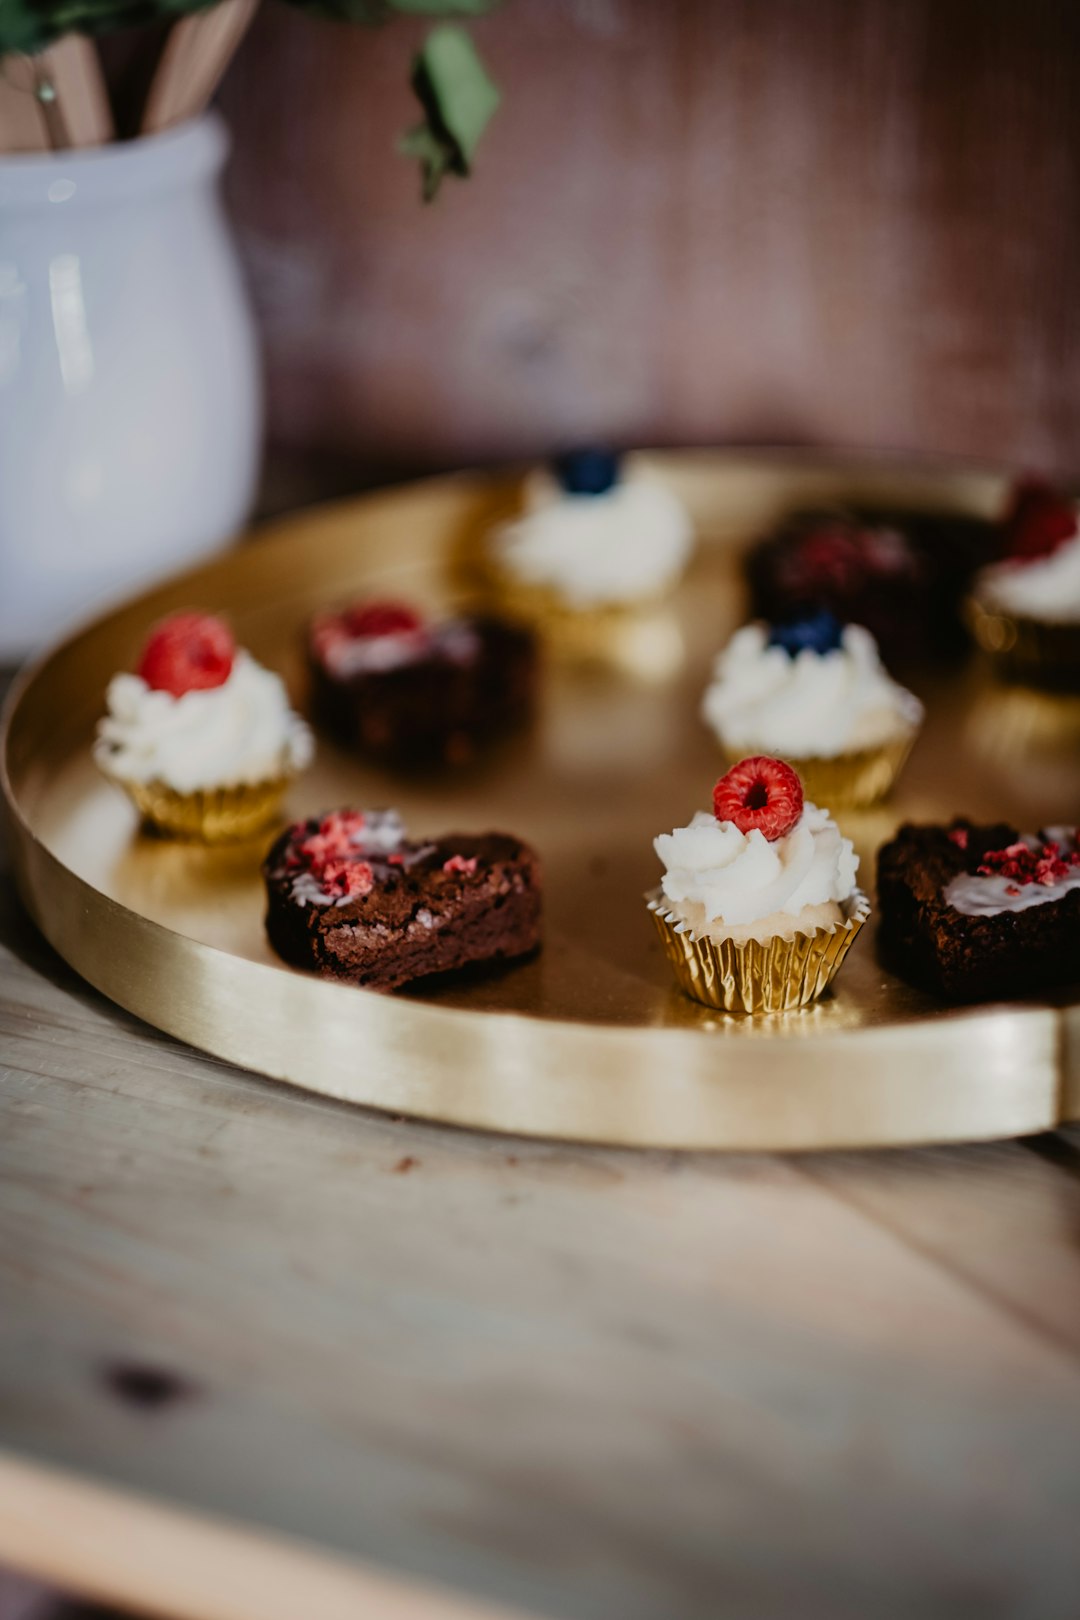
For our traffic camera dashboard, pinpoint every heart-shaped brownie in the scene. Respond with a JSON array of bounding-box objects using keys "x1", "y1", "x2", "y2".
[
  {"x1": 263, "y1": 809, "x2": 541, "y2": 991},
  {"x1": 307, "y1": 603, "x2": 537, "y2": 769}
]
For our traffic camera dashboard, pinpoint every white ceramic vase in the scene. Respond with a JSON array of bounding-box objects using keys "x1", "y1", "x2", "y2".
[{"x1": 0, "y1": 114, "x2": 260, "y2": 660}]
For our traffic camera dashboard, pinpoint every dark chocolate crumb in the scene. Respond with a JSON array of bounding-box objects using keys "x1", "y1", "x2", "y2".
[{"x1": 101, "y1": 1362, "x2": 196, "y2": 1410}]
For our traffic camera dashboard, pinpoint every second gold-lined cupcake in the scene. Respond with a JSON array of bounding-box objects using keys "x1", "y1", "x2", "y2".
[
  {"x1": 966, "y1": 477, "x2": 1080, "y2": 691},
  {"x1": 480, "y1": 448, "x2": 694, "y2": 663},
  {"x1": 701, "y1": 612, "x2": 923, "y2": 808}
]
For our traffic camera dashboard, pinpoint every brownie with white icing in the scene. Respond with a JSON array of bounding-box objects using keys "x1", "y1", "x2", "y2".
[
  {"x1": 746, "y1": 507, "x2": 996, "y2": 668},
  {"x1": 877, "y1": 820, "x2": 1080, "y2": 999},
  {"x1": 263, "y1": 809, "x2": 541, "y2": 992},
  {"x1": 308, "y1": 602, "x2": 536, "y2": 769}
]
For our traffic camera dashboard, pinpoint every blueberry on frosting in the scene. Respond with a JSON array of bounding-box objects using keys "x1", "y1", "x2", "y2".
[
  {"x1": 766, "y1": 610, "x2": 845, "y2": 658},
  {"x1": 553, "y1": 448, "x2": 622, "y2": 497}
]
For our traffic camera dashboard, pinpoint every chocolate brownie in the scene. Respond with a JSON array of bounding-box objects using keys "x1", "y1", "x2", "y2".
[
  {"x1": 746, "y1": 506, "x2": 997, "y2": 667},
  {"x1": 308, "y1": 601, "x2": 537, "y2": 769},
  {"x1": 264, "y1": 809, "x2": 542, "y2": 991},
  {"x1": 877, "y1": 820, "x2": 1080, "y2": 1000}
]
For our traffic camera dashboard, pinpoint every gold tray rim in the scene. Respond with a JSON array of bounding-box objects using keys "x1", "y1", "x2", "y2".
[{"x1": 4, "y1": 449, "x2": 1078, "y2": 1152}]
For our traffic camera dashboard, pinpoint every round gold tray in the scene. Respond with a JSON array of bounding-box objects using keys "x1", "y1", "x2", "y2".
[{"x1": 4, "y1": 451, "x2": 1080, "y2": 1150}]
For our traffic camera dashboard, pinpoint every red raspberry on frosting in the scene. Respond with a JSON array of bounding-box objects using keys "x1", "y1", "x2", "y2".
[
  {"x1": 1002, "y1": 478, "x2": 1078, "y2": 564},
  {"x1": 137, "y1": 613, "x2": 235, "y2": 697},
  {"x1": 713, "y1": 756, "x2": 804, "y2": 842}
]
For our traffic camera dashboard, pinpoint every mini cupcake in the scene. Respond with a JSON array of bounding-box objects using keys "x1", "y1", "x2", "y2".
[
  {"x1": 647, "y1": 756, "x2": 869, "y2": 1013},
  {"x1": 482, "y1": 449, "x2": 693, "y2": 656},
  {"x1": 701, "y1": 611, "x2": 923, "y2": 808},
  {"x1": 967, "y1": 478, "x2": 1080, "y2": 691},
  {"x1": 95, "y1": 612, "x2": 313, "y2": 842}
]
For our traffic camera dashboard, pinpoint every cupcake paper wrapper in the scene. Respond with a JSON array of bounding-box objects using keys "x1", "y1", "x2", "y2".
[
  {"x1": 966, "y1": 595, "x2": 1080, "y2": 693},
  {"x1": 647, "y1": 888, "x2": 871, "y2": 1014},
  {"x1": 104, "y1": 772, "x2": 293, "y2": 844},
  {"x1": 718, "y1": 730, "x2": 918, "y2": 811},
  {"x1": 477, "y1": 550, "x2": 674, "y2": 668}
]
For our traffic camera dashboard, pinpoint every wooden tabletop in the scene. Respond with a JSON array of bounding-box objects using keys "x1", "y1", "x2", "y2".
[{"x1": 2, "y1": 673, "x2": 1080, "y2": 1620}]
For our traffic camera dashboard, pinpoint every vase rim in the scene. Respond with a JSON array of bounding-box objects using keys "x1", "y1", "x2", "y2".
[{"x1": 0, "y1": 113, "x2": 229, "y2": 207}]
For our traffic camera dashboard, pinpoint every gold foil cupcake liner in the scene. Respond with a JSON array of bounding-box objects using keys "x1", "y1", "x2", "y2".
[
  {"x1": 647, "y1": 888, "x2": 871, "y2": 1014},
  {"x1": 104, "y1": 772, "x2": 293, "y2": 844},
  {"x1": 473, "y1": 551, "x2": 682, "y2": 676},
  {"x1": 785, "y1": 731, "x2": 919, "y2": 810},
  {"x1": 718, "y1": 729, "x2": 918, "y2": 811},
  {"x1": 965, "y1": 594, "x2": 1080, "y2": 693}
]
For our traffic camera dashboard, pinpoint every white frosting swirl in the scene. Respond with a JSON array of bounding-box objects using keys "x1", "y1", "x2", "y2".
[
  {"x1": 976, "y1": 523, "x2": 1080, "y2": 622},
  {"x1": 95, "y1": 651, "x2": 313, "y2": 792},
  {"x1": 490, "y1": 469, "x2": 693, "y2": 607},
  {"x1": 654, "y1": 803, "x2": 859, "y2": 927},
  {"x1": 701, "y1": 623, "x2": 922, "y2": 758}
]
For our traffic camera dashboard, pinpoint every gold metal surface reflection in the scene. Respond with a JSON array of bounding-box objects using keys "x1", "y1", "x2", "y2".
[{"x1": 3, "y1": 451, "x2": 1079, "y2": 1149}]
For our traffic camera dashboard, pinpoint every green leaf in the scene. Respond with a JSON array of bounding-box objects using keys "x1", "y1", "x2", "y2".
[
  {"x1": 290, "y1": 0, "x2": 499, "y2": 22},
  {"x1": 0, "y1": 0, "x2": 500, "y2": 52},
  {"x1": 401, "y1": 22, "x2": 500, "y2": 199},
  {"x1": 0, "y1": 0, "x2": 216, "y2": 54},
  {"x1": 387, "y1": 0, "x2": 499, "y2": 13},
  {"x1": 398, "y1": 123, "x2": 452, "y2": 201}
]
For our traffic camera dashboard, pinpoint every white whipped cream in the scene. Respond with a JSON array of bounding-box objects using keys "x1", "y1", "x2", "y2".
[
  {"x1": 944, "y1": 829, "x2": 1080, "y2": 916},
  {"x1": 95, "y1": 651, "x2": 313, "y2": 792},
  {"x1": 701, "y1": 623, "x2": 922, "y2": 758},
  {"x1": 489, "y1": 469, "x2": 693, "y2": 608},
  {"x1": 976, "y1": 524, "x2": 1080, "y2": 622},
  {"x1": 654, "y1": 803, "x2": 859, "y2": 928}
]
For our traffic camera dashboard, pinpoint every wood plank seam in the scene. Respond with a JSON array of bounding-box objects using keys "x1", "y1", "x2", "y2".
[{"x1": 791, "y1": 1157, "x2": 1080, "y2": 1370}]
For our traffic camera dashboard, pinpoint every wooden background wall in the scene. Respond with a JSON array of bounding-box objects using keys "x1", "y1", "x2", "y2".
[{"x1": 218, "y1": 0, "x2": 1080, "y2": 483}]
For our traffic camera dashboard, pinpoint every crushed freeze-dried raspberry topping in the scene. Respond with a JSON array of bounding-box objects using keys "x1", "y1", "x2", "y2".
[
  {"x1": 344, "y1": 601, "x2": 425, "y2": 639},
  {"x1": 319, "y1": 858, "x2": 374, "y2": 900},
  {"x1": 443, "y1": 854, "x2": 478, "y2": 876},
  {"x1": 292, "y1": 810, "x2": 366, "y2": 868},
  {"x1": 283, "y1": 810, "x2": 374, "y2": 895},
  {"x1": 976, "y1": 840, "x2": 1080, "y2": 887},
  {"x1": 783, "y1": 522, "x2": 919, "y2": 595},
  {"x1": 310, "y1": 601, "x2": 426, "y2": 662}
]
